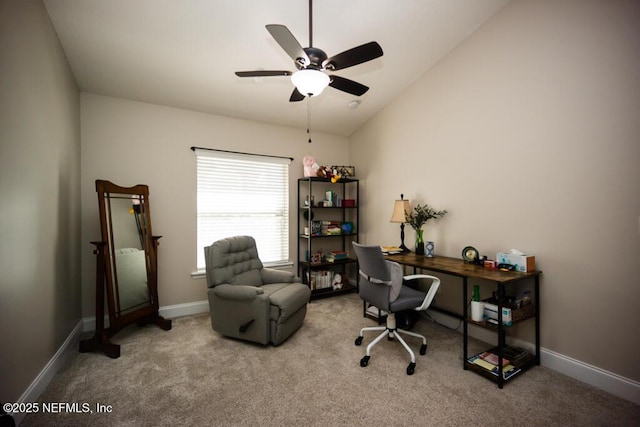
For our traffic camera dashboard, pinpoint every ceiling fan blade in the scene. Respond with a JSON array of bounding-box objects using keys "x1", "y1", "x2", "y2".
[
  {"x1": 324, "y1": 41, "x2": 383, "y2": 71},
  {"x1": 235, "y1": 70, "x2": 292, "y2": 77},
  {"x1": 329, "y1": 75, "x2": 369, "y2": 96},
  {"x1": 236, "y1": 70, "x2": 291, "y2": 77},
  {"x1": 266, "y1": 24, "x2": 310, "y2": 65},
  {"x1": 289, "y1": 88, "x2": 306, "y2": 102}
]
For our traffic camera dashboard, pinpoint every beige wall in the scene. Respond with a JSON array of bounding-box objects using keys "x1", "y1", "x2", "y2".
[
  {"x1": 80, "y1": 93, "x2": 349, "y2": 316},
  {"x1": 350, "y1": 0, "x2": 640, "y2": 381},
  {"x1": 0, "y1": 0, "x2": 81, "y2": 402},
  {"x1": 3, "y1": 0, "x2": 638, "y2": 407}
]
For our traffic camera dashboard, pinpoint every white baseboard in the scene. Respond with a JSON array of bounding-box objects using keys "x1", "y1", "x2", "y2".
[
  {"x1": 81, "y1": 300, "x2": 209, "y2": 332},
  {"x1": 426, "y1": 309, "x2": 640, "y2": 405},
  {"x1": 12, "y1": 320, "x2": 84, "y2": 426},
  {"x1": 541, "y1": 348, "x2": 640, "y2": 406},
  {"x1": 159, "y1": 300, "x2": 209, "y2": 319}
]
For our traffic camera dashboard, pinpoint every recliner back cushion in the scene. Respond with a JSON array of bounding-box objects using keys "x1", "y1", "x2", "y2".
[{"x1": 204, "y1": 236, "x2": 264, "y2": 288}]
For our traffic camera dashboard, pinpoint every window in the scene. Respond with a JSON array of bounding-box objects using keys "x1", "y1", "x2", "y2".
[{"x1": 195, "y1": 149, "x2": 290, "y2": 270}]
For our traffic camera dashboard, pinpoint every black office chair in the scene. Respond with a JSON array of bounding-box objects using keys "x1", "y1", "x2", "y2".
[{"x1": 352, "y1": 243, "x2": 441, "y2": 375}]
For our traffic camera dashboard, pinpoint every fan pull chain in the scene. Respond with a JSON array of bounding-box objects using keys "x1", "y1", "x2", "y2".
[{"x1": 307, "y1": 97, "x2": 312, "y2": 143}]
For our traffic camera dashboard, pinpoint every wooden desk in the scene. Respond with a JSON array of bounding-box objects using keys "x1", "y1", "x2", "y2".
[{"x1": 385, "y1": 253, "x2": 542, "y2": 388}]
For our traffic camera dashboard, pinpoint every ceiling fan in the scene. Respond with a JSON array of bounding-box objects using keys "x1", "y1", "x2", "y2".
[{"x1": 235, "y1": 0, "x2": 383, "y2": 102}]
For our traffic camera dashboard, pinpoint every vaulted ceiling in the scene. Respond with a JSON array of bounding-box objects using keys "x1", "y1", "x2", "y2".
[{"x1": 44, "y1": 0, "x2": 510, "y2": 136}]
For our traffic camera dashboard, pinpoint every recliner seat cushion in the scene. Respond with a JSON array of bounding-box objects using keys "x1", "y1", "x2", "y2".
[{"x1": 261, "y1": 283, "x2": 311, "y2": 321}]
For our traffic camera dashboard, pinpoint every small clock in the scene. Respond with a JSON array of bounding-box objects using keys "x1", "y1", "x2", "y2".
[{"x1": 462, "y1": 246, "x2": 479, "y2": 263}]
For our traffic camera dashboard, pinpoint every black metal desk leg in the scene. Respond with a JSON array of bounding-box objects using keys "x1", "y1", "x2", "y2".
[
  {"x1": 535, "y1": 275, "x2": 540, "y2": 365},
  {"x1": 462, "y1": 277, "x2": 468, "y2": 369}
]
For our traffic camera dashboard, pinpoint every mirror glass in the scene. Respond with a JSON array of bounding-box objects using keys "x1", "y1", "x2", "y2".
[{"x1": 104, "y1": 194, "x2": 153, "y2": 315}]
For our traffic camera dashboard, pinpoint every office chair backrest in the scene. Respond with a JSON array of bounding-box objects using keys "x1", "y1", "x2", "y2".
[{"x1": 353, "y1": 243, "x2": 404, "y2": 310}]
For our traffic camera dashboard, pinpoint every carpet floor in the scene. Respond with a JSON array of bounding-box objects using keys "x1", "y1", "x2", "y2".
[{"x1": 22, "y1": 293, "x2": 640, "y2": 426}]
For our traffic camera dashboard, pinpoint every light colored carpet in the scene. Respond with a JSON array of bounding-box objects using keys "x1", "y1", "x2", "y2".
[{"x1": 22, "y1": 293, "x2": 640, "y2": 426}]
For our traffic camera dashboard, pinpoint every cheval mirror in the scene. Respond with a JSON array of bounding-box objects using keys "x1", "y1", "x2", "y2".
[{"x1": 80, "y1": 180, "x2": 171, "y2": 358}]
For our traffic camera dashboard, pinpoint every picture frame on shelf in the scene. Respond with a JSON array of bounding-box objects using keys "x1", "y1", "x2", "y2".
[
  {"x1": 310, "y1": 251, "x2": 323, "y2": 264},
  {"x1": 331, "y1": 165, "x2": 355, "y2": 177}
]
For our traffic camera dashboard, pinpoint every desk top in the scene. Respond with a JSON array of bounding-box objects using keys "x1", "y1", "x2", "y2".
[{"x1": 385, "y1": 253, "x2": 541, "y2": 284}]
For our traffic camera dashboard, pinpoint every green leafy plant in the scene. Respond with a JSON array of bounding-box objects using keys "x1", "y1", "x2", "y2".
[{"x1": 405, "y1": 203, "x2": 448, "y2": 231}]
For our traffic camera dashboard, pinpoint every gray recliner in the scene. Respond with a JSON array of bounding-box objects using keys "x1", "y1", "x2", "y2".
[{"x1": 204, "y1": 236, "x2": 311, "y2": 345}]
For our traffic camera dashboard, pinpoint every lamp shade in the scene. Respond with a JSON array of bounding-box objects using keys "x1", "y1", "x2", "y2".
[
  {"x1": 291, "y1": 69, "x2": 330, "y2": 97},
  {"x1": 390, "y1": 199, "x2": 411, "y2": 223}
]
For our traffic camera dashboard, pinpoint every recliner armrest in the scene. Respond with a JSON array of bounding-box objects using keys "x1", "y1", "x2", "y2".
[
  {"x1": 260, "y1": 268, "x2": 297, "y2": 284},
  {"x1": 213, "y1": 284, "x2": 264, "y2": 301}
]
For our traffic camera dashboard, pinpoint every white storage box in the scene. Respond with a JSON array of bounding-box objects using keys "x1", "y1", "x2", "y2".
[
  {"x1": 496, "y1": 252, "x2": 535, "y2": 272},
  {"x1": 483, "y1": 302, "x2": 513, "y2": 326}
]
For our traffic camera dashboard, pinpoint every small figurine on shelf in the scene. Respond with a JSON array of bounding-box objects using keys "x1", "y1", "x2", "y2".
[{"x1": 316, "y1": 165, "x2": 332, "y2": 179}]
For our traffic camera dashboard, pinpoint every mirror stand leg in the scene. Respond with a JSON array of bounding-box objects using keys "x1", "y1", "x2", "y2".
[
  {"x1": 81, "y1": 241, "x2": 120, "y2": 358},
  {"x1": 138, "y1": 313, "x2": 172, "y2": 331},
  {"x1": 79, "y1": 333, "x2": 120, "y2": 359}
]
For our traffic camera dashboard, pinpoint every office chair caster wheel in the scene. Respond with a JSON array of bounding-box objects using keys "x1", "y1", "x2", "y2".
[
  {"x1": 360, "y1": 355, "x2": 370, "y2": 367},
  {"x1": 407, "y1": 362, "x2": 416, "y2": 375},
  {"x1": 420, "y1": 344, "x2": 427, "y2": 355},
  {"x1": 355, "y1": 336, "x2": 363, "y2": 346}
]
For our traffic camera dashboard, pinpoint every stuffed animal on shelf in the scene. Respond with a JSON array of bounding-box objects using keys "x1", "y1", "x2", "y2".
[
  {"x1": 332, "y1": 273, "x2": 343, "y2": 290},
  {"x1": 302, "y1": 156, "x2": 319, "y2": 177}
]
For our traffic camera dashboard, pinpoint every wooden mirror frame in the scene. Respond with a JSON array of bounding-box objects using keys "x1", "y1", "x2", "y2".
[{"x1": 80, "y1": 180, "x2": 171, "y2": 358}]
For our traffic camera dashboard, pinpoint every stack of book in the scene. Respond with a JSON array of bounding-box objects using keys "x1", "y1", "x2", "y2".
[
  {"x1": 308, "y1": 270, "x2": 332, "y2": 290},
  {"x1": 467, "y1": 350, "x2": 521, "y2": 380},
  {"x1": 492, "y1": 345, "x2": 534, "y2": 367},
  {"x1": 325, "y1": 251, "x2": 348, "y2": 263},
  {"x1": 321, "y1": 221, "x2": 342, "y2": 235}
]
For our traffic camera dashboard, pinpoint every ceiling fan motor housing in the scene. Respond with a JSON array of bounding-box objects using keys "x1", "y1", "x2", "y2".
[
  {"x1": 234, "y1": 0, "x2": 382, "y2": 101},
  {"x1": 297, "y1": 47, "x2": 329, "y2": 70}
]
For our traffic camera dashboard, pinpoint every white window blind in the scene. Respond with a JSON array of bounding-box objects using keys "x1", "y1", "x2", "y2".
[{"x1": 195, "y1": 149, "x2": 290, "y2": 270}]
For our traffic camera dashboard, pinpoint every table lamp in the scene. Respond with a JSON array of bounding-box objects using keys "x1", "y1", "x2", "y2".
[{"x1": 390, "y1": 194, "x2": 411, "y2": 252}]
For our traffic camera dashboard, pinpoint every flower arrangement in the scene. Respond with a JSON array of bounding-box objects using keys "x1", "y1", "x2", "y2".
[
  {"x1": 404, "y1": 203, "x2": 448, "y2": 231},
  {"x1": 405, "y1": 203, "x2": 447, "y2": 255}
]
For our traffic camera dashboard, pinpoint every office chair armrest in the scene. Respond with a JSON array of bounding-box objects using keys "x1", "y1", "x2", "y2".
[
  {"x1": 213, "y1": 284, "x2": 265, "y2": 302},
  {"x1": 403, "y1": 274, "x2": 438, "y2": 282},
  {"x1": 403, "y1": 274, "x2": 441, "y2": 311}
]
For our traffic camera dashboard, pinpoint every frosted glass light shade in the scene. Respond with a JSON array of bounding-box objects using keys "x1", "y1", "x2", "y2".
[{"x1": 291, "y1": 69, "x2": 330, "y2": 97}]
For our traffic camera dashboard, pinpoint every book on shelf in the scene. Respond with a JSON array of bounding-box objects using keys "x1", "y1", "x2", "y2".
[
  {"x1": 479, "y1": 351, "x2": 510, "y2": 366},
  {"x1": 467, "y1": 353, "x2": 521, "y2": 380},
  {"x1": 308, "y1": 270, "x2": 333, "y2": 290},
  {"x1": 321, "y1": 220, "x2": 342, "y2": 235},
  {"x1": 381, "y1": 246, "x2": 403, "y2": 255},
  {"x1": 325, "y1": 250, "x2": 349, "y2": 263},
  {"x1": 487, "y1": 346, "x2": 534, "y2": 368}
]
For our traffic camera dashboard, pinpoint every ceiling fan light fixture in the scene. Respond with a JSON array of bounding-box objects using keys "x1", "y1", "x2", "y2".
[{"x1": 291, "y1": 69, "x2": 330, "y2": 97}]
